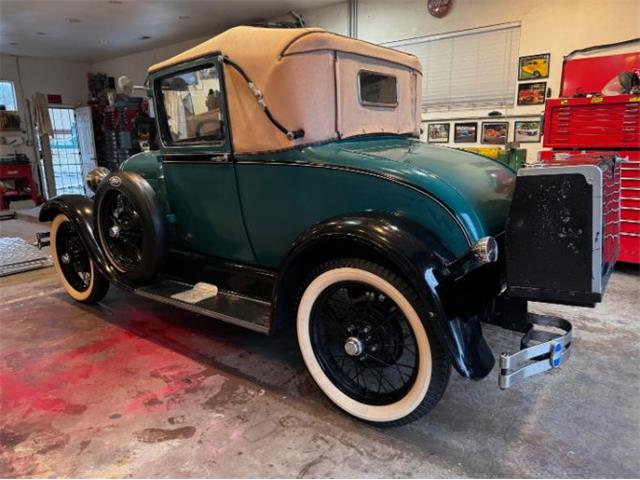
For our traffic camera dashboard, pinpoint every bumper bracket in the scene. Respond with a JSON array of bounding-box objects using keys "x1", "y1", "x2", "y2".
[
  {"x1": 498, "y1": 316, "x2": 572, "y2": 389},
  {"x1": 36, "y1": 231, "x2": 50, "y2": 249}
]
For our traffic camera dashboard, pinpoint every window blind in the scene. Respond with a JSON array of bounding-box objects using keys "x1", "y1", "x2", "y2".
[{"x1": 386, "y1": 24, "x2": 521, "y2": 111}]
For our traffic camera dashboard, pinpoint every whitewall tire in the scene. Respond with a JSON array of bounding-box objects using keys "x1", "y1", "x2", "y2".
[
  {"x1": 50, "y1": 214, "x2": 109, "y2": 304},
  {"x1": 296, "y1": 259, "x2": 450, "y2": 426}
]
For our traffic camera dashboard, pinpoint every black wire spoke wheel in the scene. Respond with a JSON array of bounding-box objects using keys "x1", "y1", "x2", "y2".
[
  {"x1": 51, "y1": 214, "x2": 109, "y2": 304},
  {"x1": 309, "y1": 281, "x2": 419, "y2": 405},
  {"x1": 298, "y1": 259, "x2": 451, "y2": 426},
  {"x1": 55, "y1": 220, "x2": 92, "y2": 292},
  {"x1": 100, "y1": 190, "x2": 144, "y2": 272}
]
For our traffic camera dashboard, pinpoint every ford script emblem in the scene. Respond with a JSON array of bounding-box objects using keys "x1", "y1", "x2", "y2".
[{"x1": 109, "y1": 176, "x2": 122, "y2": 187}]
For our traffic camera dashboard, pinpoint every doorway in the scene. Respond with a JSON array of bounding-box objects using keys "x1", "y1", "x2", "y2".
[
  {"x1": 46, "y1": 106, "x2": 96, "y2": 196},
  {"x1": 48, "y1": 107, "x2": 84, "y2": 195}
]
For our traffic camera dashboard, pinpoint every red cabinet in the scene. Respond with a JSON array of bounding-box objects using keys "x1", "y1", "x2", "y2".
[
  {"x1": 543, "y1": 95, "x2": 640, "y2": 149},
  {"x1": 0, "y1": 162, "x2": 40, "y2": 211},
  {"x1": 540, "y1": 148, "x2": 640, "y2": 265},
  {"x1": 619, "y1": 151, "x2": 640, "y2": 263}
]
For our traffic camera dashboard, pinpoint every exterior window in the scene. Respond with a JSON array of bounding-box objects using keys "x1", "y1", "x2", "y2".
[
  {"x1": 158, "y1": 65, "x2": 223, "y2": 144},
  {"x1": 358, "y1": 71, "x2": 397, "y2": 107},
  {"x1": 0, "y1": 80, "x2": 18, "y2": 111}
]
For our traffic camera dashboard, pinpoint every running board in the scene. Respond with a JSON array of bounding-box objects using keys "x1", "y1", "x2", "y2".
[{"x1": 134, "y1": 279, "x2": 271, "y2": 334}]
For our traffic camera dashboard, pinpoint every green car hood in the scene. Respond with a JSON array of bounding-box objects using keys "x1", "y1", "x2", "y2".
[{"x1": 309, "y1": 137, "x2": 516, "y2": 242}]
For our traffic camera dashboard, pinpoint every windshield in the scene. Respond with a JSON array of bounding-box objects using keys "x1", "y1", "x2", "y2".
[{"x1": 158, "y1": 65, "x2": 224, "y2": 144}]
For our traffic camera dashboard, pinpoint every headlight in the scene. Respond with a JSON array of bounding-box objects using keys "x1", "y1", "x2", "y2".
[
  {"x1": 472, "y1": 236, "x2": 498, "y2": 264},
  {"x1": 86, "y1": 167, "x2": 110, "y2": 193}
]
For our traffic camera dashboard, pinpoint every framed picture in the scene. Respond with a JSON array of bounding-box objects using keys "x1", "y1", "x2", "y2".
[
  {"x1": 517, "y1": 82, "x2": 547, "y2": 105},
  {"x1": 518, "y1": 53, "x2": 550, "y2": 80},
  {"x1": 481, "y1": 122, "x2": 508, "y2": 145},
  {"x1": 514, "y1": 120, "x2": 542, "y2": 143},
  {"x1": 427, "y1": 123, "x2": 450, "y2": 143},
  {"x1": 454, "y1": 122, "x2": 477, "y2": 143}
]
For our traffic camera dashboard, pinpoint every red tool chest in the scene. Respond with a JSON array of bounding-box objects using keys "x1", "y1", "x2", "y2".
[
  {"x1": 619, "y1": 150, "x2": 640, "y2": 263},
  {"x1": 543, "y1": 95, "x2": 640, "y2": 149},
  {"x1": 542, "y1": 94, "x2": 640, "y2": 265},
  {"x1": 0, "y1": 162, "x2": 40, "y2": 211}
]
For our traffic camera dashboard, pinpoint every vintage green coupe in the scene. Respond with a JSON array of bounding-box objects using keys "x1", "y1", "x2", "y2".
[{"x1": 39, "y1": 27, "x2": 617, "y2": 425}]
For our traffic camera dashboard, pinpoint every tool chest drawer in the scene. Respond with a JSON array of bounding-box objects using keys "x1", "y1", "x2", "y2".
[
  {"x1": 619, "y1": 154, "x2": 640, "y2": 263},
  {"x1": 543, "y1": 95, "x2": 640, "y2": 149}
]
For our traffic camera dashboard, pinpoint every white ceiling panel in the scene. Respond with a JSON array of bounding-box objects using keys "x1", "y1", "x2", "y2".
[{"x1": 0, "y1": 0, "x2": 340, "y2": 61}]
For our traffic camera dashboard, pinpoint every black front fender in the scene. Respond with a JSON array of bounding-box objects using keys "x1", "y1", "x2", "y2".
[
  {"x1": 39, "y1": 195, "x2": 129, "y2": 290},
  {"x1": 275, "y1": 212, "x2": 495, "y2": 380}
]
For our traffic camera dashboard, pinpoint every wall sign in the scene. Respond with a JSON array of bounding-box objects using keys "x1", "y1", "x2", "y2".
[
  {"x1": 427, "y1": 123, "x2": 450, "y2": 143},
  {"x1": 454, "y1": 122, "x2": 477, "y2": 143},
  {"x1": 518, "y1": 53, "x2": 550, "y2": 81},
  {"x1": 517, "y1": 82, "x2": 547, "y2": 105},
  {"x1": 514, "y1": 120, "x2": 542, "y2": 143},
  {"x1": 481, "y1": 122, "x2": 508, "y2": 145},
  {"x1": 427, "y1": 0, "x2": 453, "y2": 18}
]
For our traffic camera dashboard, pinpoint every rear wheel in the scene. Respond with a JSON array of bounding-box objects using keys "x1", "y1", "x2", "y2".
[
  {"x1": 50, "y1": 214, "x2": 109, "y2": 304},
  {"x1": 296, "y1": 259, "x2": 450, "y2": 426}
]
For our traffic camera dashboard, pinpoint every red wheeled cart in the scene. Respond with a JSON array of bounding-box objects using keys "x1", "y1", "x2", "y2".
[{"x1": 0, "y1": 161, "x2": 41, "y2": 211}]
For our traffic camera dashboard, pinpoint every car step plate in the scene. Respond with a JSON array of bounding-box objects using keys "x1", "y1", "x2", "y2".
[
  {"x1": 135, "y1": 279, "x2": 271, "y2": 334},
  {"x1": 498, "y1": 315, "x2": 572, "y2": 389},
  {"x1": 0, "y1": 237, "x2": 52, "y2": 277}
]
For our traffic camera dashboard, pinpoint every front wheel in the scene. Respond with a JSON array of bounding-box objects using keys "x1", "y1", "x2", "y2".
[
  {"x1": 296, "y1": 259, "x2": 450, "y2": 426},
  {"x1": 50, "y1": 214, "x2": 109, "y2": 304}
]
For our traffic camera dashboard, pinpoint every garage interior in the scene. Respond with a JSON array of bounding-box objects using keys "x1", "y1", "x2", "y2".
[{"x1": 1, "y1": 0, "x2": 639, "y2": 478}]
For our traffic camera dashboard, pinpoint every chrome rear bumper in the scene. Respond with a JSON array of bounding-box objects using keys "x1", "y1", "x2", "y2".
[{"x1": 498, "y1": 316, "x2": 572, "y2": 389}]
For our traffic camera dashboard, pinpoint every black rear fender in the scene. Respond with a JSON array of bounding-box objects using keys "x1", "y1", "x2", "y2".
[
  {"x1": 39, "y1": 195, "x2": 128, "y2": 289},
  {"x1": 274, "y1": 212, "x2": 495, "y2": 380}
]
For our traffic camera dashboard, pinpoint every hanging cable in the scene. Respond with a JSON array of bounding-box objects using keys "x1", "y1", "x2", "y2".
[{"x1": 220, "y1": 55, "x2": 305, "y2": 141}]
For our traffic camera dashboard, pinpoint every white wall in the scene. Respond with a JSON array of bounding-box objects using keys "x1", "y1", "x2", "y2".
[
  {"x1": 293, "y1": 0, "x2": 640, "y2": 160},
  {"x1": 298, "y1": 1, "x2": 349, "y2": 36},
  {"x1": 90, "y1": 35, "x2": 210, "y2": 89},
  {"x1": 0, "y1": 54, "x2": 91, "y2": 183},
  {"x1": 1, "y1": 54, "x2": 90, "y2": 109}
]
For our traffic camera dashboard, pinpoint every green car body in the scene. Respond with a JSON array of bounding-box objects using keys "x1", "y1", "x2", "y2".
[
  {"x1": 123, "y1": 135, "x2": 516, "y2": 268},
  {"x1": 39, "y1": 44, "x2": 517, "y2": 387}
]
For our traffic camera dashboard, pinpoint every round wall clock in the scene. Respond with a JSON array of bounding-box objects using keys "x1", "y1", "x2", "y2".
[{"x1": 427, "y1": 0, "x2": 453, "y2": 18}]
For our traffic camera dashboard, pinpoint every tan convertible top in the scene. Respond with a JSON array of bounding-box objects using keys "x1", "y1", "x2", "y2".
[
  {"x1": 150, "y1": 27, "x2": 423, "y2": 154},
  {"x1": 149, "y1": 26, "x2": 421, "y2": 73}
]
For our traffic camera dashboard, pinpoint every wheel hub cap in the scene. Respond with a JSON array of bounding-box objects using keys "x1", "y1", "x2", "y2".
[
  {"x1": 109, "y1": 225, "x2": 120, "y2": 238},
  {"x1": 344, "y1": 337, "x2": 363, "y2": 356}
]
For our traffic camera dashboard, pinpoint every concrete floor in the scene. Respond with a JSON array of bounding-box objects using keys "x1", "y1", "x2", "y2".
[{"x1": 0, "y1": 218, "x2": 639, "y2": 478}]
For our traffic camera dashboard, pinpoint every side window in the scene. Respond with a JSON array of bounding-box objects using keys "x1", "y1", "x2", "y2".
[
  {"x1": 0, "y1": 80, "x2": 18, "y2": 111},
  {"x1": 358, "y1": 71, "x2": 398, "y2": 107},
  {"x1": 158, "y1": 65, "x2": 224, "y2": 144}
]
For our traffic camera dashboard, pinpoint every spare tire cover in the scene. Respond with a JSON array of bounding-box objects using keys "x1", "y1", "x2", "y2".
[{"x1": 94, "y1": 171, "x2": 167, "y2": 284}]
